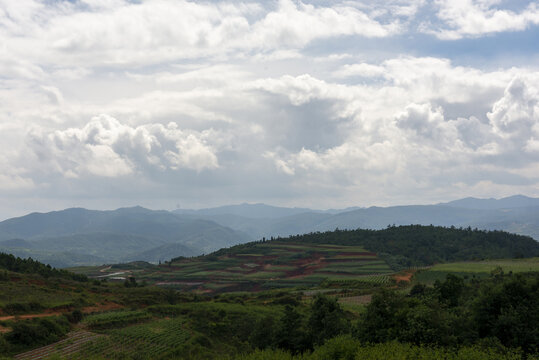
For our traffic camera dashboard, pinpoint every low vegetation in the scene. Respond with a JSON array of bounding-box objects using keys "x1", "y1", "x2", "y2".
[
  {"x1": 81, "y1": 225, "x2": 539, "y2": 295},
  {"x1": 0, "y1": 253, "x2": 87, "y2": 281},
  {"x1": 273, "y1": 225, "x2": 539, "y2": 269},
  {"x1": 1, "y1": 225, "x2": 538, "y2": 359}
]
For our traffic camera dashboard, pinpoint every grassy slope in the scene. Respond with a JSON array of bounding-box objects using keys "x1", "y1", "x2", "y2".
[
  {"x1": 8, "y1": 265, "x2": 539, "y2": 360},
  {"x1": 3, "y1": 226, "x2": 539, "y2": 359},
  {"x1": 93, "y1": 242, "x2": 393, "y2": 293},
  {"x1": 78, "y1": 225, "x2": 539, "y2": 294},
  {"x1": 275, "y1": 225, "x2": 539, "y2": 268},
  {"x1": 413, "y1": 257, "x2": 539, "y2": 284}
]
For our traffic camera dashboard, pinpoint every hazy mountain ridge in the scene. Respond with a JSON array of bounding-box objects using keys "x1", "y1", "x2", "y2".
[
  {"x1": 441, "y1": 195, "x2": 539, "y2": 210},
  {"x1": 174, "y1": 203, "x2": 330, "y2": 219},
  {"x1": 123, "y1": 243, "x2": 198, "y2": 263},
  {"x1": 173, "y1": 196, "x2": 539, "y2": 241},
  {"x1": 0, "y1": 207, "x2": 250, "y2": 267},
  {"x1": 0, "y1": 195, "x2": 537, "y2": 268},
  {"x1": 0, "y1": 247, "x2": 107, "y2": 268}
]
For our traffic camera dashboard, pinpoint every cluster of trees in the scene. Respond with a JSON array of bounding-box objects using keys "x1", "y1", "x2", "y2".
[
  {"x1": 154, "y1": 272, "x2": 539, "y2": 358},
  {"x1": 282, "y1": 225, "x2": 539, "y2": 269},
  {"x1": 146, "y1": 294, "x2": 350, "y2": 358},
  {"x1": 248, "y1": 294, "x2": 349, "y2": 354},
  {"x1": 143, "y1": 272, "x2": 539, "y2": 358},
  {"x1": 0, "y1": 316, "x2": 70, "y2": 354},
  {"x1": 174, "y1": 225, "x2": 539, "y2": 269},
  {"x1": 357, "y1": 272, "x2": 539, "y2": 354},
  {"x1": 0, "y1": 252, "x2": 87, "y2": 281},
  {"x1": 241, "y1": 338, "x2": 530, "y2": 360},
  {"x1": 1, "y1": 272, "x2": 537, "y2": 358},
  {"x1": 183, "y1": 272, "x2": 538, "y2": 357}
]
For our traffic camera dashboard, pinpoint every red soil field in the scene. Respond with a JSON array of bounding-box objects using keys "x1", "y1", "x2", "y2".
[
  {"x1": 0, "y1": 301, "x2": 123, "y2": 322},
  {"x1": 392, "y1": 269, "x2": 415, "y2": 283}
]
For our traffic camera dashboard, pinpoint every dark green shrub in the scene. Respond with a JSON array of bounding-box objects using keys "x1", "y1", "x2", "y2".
[
  {"x1": 66, "y1": 310, "x2": 83, "y2": 323},
  {"x1": 308, "y1": 295, "x2": 349, "y2": 346},
  {"x1": 311, "y1": 335, "x2": 360, "y2": 360},
  {"x1": 3, "y1": 302, "x2": 44, "y2": 315},
  {"x1": 5, "y1": 317, "x2": 69, "y2": 347}
]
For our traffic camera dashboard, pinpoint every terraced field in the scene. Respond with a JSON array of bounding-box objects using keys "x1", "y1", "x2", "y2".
[
  {"x1": 413, "y1": 257, "x2": 539, "y2": 284},
  {"x1": 428, "y1": 257, "x2": 539, "y2": 273},
  {"x1": 72, "y1": 318, "x2": 189, "y2": 359},
  {"x1": 14, "y1": 330, "x2": 103, "y2": 360},
  {"x1": 11, "y1": 318, "x2": 190, "y2": 360},
  {"x1": 94, "y1": 242, "x2": 394, "y2": 293}
]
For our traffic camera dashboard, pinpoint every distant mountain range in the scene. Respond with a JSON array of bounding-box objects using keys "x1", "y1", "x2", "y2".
[
  {"x1": 0, "y1": 195, "x2": 537, "y2": 268},
  {"x1": 0, "y1": 206, "x2": 250, "y2": 267},
  {"x1": 441, "y1": 195, "x2": 539, "y2": 209},
  {"x1": 174, "y1": 203, "x2": 361, "y2": 218},
  {"x1": 173, "y1": 195, "x2": 539, "y2": 242}
]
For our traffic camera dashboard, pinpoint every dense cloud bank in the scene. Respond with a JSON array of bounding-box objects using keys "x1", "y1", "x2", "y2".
[{"x1": 0, "y1": 0, "x2": 538, "y2": 217}]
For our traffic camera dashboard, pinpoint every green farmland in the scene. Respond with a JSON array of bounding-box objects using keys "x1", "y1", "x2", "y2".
[
  {"x1": 2, "y1": 226, "x2": 539, "y2": 359},
  {"x1": 90, "y1": 242, "x2": 393, "y2": 293},
  {"x1": 413, "y1": 257, "x2": 539, "y2": 284},
  {"x1": 429, "y1": 257, "x2": 539, "y2": 273}
]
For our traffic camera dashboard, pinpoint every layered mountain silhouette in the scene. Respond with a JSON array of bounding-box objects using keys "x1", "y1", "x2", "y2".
[
  {"x1": 0, "y1": 195, "x2": 537, "y2": 267},
  {"x1": 0, "y1": 207, "x2": 250, "y2": 267},
  {"x1": 173, "y1": 195, "x2": 539, "y2": 241}
]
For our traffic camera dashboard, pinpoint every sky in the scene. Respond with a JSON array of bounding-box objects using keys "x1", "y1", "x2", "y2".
[{"x1": 1, "y1": 0, "x2": 539, "y2": 220}]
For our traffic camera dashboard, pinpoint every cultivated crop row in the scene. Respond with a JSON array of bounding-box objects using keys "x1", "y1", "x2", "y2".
[
  {"x1": 71, "y1": 318, "x2": 189, "y2": 359},
  {"x1": 83, "y1": 310, "x2": 151, "y2": 329}
]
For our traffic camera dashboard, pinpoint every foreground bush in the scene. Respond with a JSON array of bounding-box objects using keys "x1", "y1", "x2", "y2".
[
  {"x1": 82, "y1": 310, "x2": 151, "y2": 329},
  {"x1": 233, "y1": 339, "x2": 531, "y2": 360},
  {"x1": 0, "y1": 316, "x2": 70, "y2": 355}
]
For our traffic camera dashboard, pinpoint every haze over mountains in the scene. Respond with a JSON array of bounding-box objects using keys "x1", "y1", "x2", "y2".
[
  {"x1": 174, "y1": 195, "x2": 539, "y2": 241},
  {"x1": 0, "y1": 195, "x2": 537, "y2": 267},
  {"x1": 441, "y1": 195, "x2": 539, "y2": 210},
  {"x1": 0, "y1": 207, "x2": 250, "y2": 267}
]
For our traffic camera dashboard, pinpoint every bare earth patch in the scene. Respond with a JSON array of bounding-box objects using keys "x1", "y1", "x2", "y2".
[
  {"x1": 0, "y1": 325, "x2": 12, "y2": 333},
  {"x1": 338, "y1": 294, "x2": 372, "y2": 306},
  {"x1": 0, "y1": 312, "x2": 63, "y2": 322},
  {"x1": 81, "y1": 301, "x2": 123, "y2": 313},
  {"x1": 0, "y1": 301, "x2": 123, "y2": 322},
  {"x1": 392, "y1": 269, "x2": 416, "y2": 283}
]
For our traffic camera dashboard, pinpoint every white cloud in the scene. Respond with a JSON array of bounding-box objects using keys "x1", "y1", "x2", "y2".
[
  {"x1": 252, "y1": 74, "x2": 349, "y2": 106},
  {"x1": 248, "y1": 0, "x2": 400, "y2": 48},
  {"x1": 40, "y1": 86, "x2": 64, "y2": 105},
  {"x1": 0, "y1": 174, "x2": 34, "y2": 191},
  {"x1": 0, "y1": 0, "x2": 538, "y2": 215},
  {"x1": 0, "y1": 0, "x2": 399, "y2": 68},
  {"x1": 261, "y1": 71, "x2": 539, "y2": 202},
  {"x1": 426, "y1": 0, "x2": 539, "y2": 39},
  {"x1": 333, "y1": 63, "x2": 385, "y2": 78},
  {"x1": 488, "y1": 77, "x2": 539, "y2": 138},
  {"x1": 27, "y1": 115, "x2": 220, "y2": 178},
  {"x1": 395, "y1": 103, "x2": 458, "y2": 145}
]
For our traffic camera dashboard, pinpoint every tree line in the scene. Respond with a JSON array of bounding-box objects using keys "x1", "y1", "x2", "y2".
[
  {"x1": 0, "y1": 252, "x2": 87, "y2": 281},
  {"x1": 206, "y1": 225, "x2": 539, "y2": 270}
]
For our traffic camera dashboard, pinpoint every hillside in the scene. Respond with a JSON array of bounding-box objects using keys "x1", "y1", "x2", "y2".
[
  {"x1": 127, "y1": 242, "x2": 393, "y2": 293},
  {"x1": 2, "y1": 228, "x2": 539, "y2": 359},
  {"x1": 172, "y1": 196, "x2": 539, "y2": 241},
  {"x1": 0, "y1": 207, "x2": 250, "y2": 267},
  {"x1": 174, "y1": 203, "x2": 324, "y2": 218},
  {"x1": 279, "y1": 225, "x2": 539, "y2": 269},
  {"x1": 1, "y1": 196, "x2": 538, "y2": 268},
  {"x1": 441, "y1": 194, "x2": 539, "y2": 209},
  {"x1": 82, "y1": 225, "x2": 539, "y2": 294}
]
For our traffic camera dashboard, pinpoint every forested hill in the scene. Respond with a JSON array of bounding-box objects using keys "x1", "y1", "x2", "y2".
[
  {"x1": 216, "y1": 225, "x2": 539, "y2": 269},
  {"x1": 0, "y1": 252, "x2": 87, "y2": 281}
]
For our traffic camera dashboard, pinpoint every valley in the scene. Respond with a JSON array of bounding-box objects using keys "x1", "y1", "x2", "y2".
[
  {"x1": 3, "y1": 0, "x2": 539, "y2": 357},
  {"x1": 1, "y1": 195, "x2": 538, "y2": 268},
  {"x1": 1, "y1": 221, "x2": 539, "y2": 359}
]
